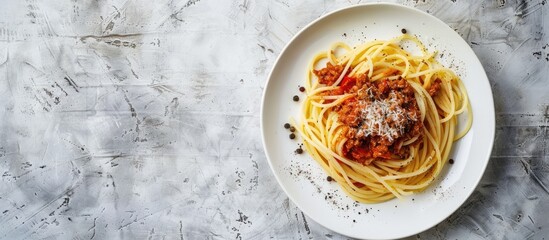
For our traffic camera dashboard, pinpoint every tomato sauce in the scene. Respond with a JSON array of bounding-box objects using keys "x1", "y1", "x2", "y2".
[{"x1": 315, "y1": 63, "x2": 424, "y2": 165}]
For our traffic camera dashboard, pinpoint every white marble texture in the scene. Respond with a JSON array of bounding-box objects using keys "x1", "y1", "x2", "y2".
[{"x1": 0, "y1": 0, "x2": 548, "y2": 239}]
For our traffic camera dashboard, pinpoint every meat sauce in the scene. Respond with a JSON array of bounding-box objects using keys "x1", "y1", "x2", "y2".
[{"x1": 315, "y1": 63, "x2": 438, "y2": 165}]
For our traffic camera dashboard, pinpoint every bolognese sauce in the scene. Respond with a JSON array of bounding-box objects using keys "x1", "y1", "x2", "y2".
[{"x1": 315, "y1": 63, "x2": 427, "y2": 165}]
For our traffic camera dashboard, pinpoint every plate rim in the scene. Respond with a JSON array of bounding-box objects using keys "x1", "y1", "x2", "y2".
[{"x1": 260, "y1": 2, "x2": 495, "y2": 239}]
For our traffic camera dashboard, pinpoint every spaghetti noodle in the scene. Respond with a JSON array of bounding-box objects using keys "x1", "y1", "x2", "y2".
[{"x1": 294, "y1": 34, "x2": 472, "y2": 203}]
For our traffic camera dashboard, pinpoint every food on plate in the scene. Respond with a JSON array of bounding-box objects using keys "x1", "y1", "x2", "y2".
[{"x1": 294, "y1": 34, "x2": 472, "y2": 203}]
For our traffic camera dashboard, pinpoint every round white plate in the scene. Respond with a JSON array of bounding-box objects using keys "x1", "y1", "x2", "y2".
[{"x1": 261, "y1": 3, "x2": 494, "y2": 239}]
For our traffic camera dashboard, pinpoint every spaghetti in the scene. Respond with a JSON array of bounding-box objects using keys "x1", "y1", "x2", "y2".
[{"x1": 294, "y1": 34, "x2": 472, "y2": 203}]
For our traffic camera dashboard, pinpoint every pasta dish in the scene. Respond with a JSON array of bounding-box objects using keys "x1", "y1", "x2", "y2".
[{"x1": 294, "y1": 34, "x2": 472, "y2": 203}]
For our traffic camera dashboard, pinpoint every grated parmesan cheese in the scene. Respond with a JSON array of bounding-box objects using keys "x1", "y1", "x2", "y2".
[{"x1": 357, "y1": 90, "x2": 417, "y2": 143}]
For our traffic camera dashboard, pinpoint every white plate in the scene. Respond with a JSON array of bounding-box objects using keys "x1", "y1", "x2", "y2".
[{"x1": 261, "y1": 3, "x2": 495, "y2": 239}]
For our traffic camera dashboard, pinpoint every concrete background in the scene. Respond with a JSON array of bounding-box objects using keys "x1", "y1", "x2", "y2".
[{"x1": 0, "y1": 0, "x2": 548, "y2": 239}]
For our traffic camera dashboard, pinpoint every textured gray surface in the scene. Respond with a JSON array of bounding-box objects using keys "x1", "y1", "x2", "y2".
[{"x1": 0, "y1": 0, "x2": 548, "y2": 239}]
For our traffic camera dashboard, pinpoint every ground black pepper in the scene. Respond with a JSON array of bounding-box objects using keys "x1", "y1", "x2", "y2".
[
  {"x1": 295, "y1": 148, "x2": 303, "y2": 154},
  {"x1": 289, "y1": 126, "x2": 295, "y2": 132},
  {"x1": 284, "y1": 123, "x2": 290, "y2": 129},
  {"x1": 327, "y1": 176, "x2": 333, "y2": 182},
  {"x1": 289, "y1": 133, "x2": 296, "y2": 139},
  {"x1": 293, "y1": 95, "x2": 299, "y2": 101},
  {"x1": 401, "y1": 28, "x2": 407, "y2": 34},
  {"x1": 449, "y1": 159, "x2": 454, "y2": 164}
]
